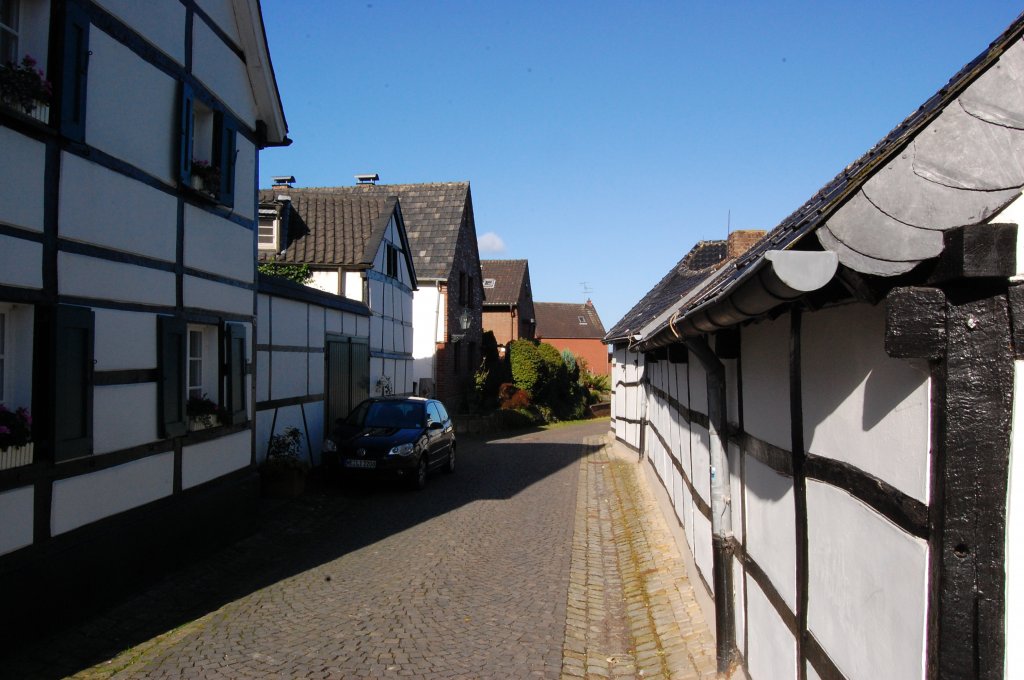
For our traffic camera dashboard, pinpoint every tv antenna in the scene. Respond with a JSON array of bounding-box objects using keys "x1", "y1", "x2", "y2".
[{"x1": 580, "y1": 281, "x2": 593, "y2": 297}]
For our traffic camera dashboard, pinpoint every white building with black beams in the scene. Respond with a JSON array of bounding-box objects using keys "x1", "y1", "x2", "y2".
[
  {"x1": 608, "y1": 13, "x2": 1024, "y2": 680},
  {"x1": 0, "y1": 0, "x2": 287, "y2": 641}
]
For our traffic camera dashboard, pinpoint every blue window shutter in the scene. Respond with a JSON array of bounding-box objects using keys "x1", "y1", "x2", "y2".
[
  {"x1": 225, "y1": 323, "x2": 246, "y2": 424},
  {"x1": 219, "y1": 118, "x2": 237, "y2": 207},
  {"x1": 178, "y1": 83, "x2": 194, "y2": 186},
  {"x1": 54, "y1": 304, "x2": 94, "y2": 461},
  {"x1": 59, "y1": 1, "x2": 90, "y2": 140},
  {"x1": 158, "y1": 316, "x2": 187, "y2": 438}
]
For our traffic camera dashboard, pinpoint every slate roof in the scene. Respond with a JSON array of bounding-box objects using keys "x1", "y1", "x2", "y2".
[
  {"x1": 604, "y1": 240, "x2": 729, "y2": 343},
  {"x1": 300, "y1": 182, "x2": 472, "y2": 280},
  {"x1": 639, "y1": 11, "x2": 1024, "y2": 347},
  {"x1": 535, "y1": 301, "x2": 607, "y2": 340},
  {"x1": 257, "y1": 190, "x2": 400, "y2": 268},
  {"x1": 481, "y1": 259, "x2": 530, "y2": 305}
]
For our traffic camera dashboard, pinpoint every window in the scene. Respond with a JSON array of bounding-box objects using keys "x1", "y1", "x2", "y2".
[
  {"x1": 578, "y1": 316, "x2": 588, "y2": 325},
  {"x1": 1, "y1": 0, "x2": 59, "y2": 127},
  {"x1": 258, "y1": 215, "x2": 279, "y2": 252},
  {"x1": 1, "y1": 1, "x2": 19, "y2": 64},
  {"x1": 426, "y1": 402, "x2": 441, "y2": 427},
  {"x1": 386, "y1": 243, "x2": 399, "y2": 279},
  {"x1": 178, "y1": 82, "x2": 237, "y2": 207},
  {"x1": 483, "y1": 278, "x2": 495, "y2": 289},
  {"x1": 159, "y1": 317, "x2": 246, "y2": 437}
]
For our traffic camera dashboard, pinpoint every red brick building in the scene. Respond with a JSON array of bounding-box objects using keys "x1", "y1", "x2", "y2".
[
  {"x1": 534, "y1": 300, "x2": 610, "y2": 375},
  {"x1": 481, "y1": 259, "x2": 536, "y2": 350}
]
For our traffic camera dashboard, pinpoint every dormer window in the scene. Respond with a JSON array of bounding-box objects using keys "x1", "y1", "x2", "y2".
[
  {"x1": 483, "y1": 278, "x2": 495, "y2": 289},
  {"x1": 258, "y1": 213, "x2": 279, "y2": 252},
  {"x1": 578, "y1": 316, "x2": 587, "y2": 325}
]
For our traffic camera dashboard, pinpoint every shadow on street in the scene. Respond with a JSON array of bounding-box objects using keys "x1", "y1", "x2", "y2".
[{"x1": 1, "y1": 421, "x2": 606, "y2": 679}]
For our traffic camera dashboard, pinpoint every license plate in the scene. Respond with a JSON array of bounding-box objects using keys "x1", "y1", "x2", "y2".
[{"x1": 344, "y1": 459, "x2": 376, "y2": 469}]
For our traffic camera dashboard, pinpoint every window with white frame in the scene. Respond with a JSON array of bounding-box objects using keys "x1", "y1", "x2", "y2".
[
  {"x1": 483, "y1": 278, "x2": 495, "y2": 289},
  {"x1": 187, "y1": 324, "x2": 218, "y2": 403},
  {"x1": 258, "y1": 214, "x2": 279, "y2": 252}
]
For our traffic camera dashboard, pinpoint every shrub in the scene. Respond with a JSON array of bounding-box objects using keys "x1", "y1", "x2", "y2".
[
  {"x1": 500, "y1": 387, "x2": 532, "y2": 411},
  {"x1": 257, "y1": 262, "x2": 313, "y2": 284},
  {"x1": 509, "y1": 339, "x2": 544, "y2": 393}
]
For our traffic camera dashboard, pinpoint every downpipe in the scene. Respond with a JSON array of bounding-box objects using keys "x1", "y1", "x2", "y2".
[{"x1": 685, "y1": 337, "x2": 737, "y2": 674}]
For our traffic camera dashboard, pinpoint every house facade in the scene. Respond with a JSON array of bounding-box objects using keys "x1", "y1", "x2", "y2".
[
  {"x1": 305, "y1": 181, "x2": 484, "y2": 408},
  {"x1": 534, "y1": 299, "x2": 609, "y2": 375},
  {"x1": 608, "y1": 17, "x2": 1024, "y2": 680},
  {"x1": 255, "y1": 274, "x2": 370, "y2": 468},
  {"x1": 0, "y1": 0, "x2": 287, "y2": 640},
  {"x1": 257, "y1": 186, "x2": 417, "y2": 400},
  {"x1": 481, "y1": 258, "x2": 535, "y2": 350}
]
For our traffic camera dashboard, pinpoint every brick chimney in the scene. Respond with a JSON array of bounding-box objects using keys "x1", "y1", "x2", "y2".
[
  {"x1": 727, "y1": 229, "x2": 767, "y2": 259},
  {"x1": 271, "y1": 175, "x2": 295, "y2": 191}
]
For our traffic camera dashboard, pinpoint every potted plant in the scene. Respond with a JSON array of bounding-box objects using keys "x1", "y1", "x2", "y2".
[
  {"x1": 0, "y1": 405, "x2": 33, "y2": 470},
  {"x1": 0, "y1": 55, "x2": 52, "y2": 122},
  {"x1": 190, "y1": 160, "x2": 221, "y2": 195},
  {"x1": 260, "y1": 426, "x2": 309, "y2": 497},
  {"x1": 186, "y1": 394, "x2": 223, "y2": 431}
]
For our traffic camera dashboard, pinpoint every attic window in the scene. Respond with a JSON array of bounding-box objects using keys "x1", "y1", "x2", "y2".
[
  {"x1": 483, "y1": 278, "x2": 495, "y2": 289},
  {"x1": 258, "y1": 216, "x2": 279, "y2": 252},
  {"x1": 578, "y1": 316, "x2": 587, "y2": 325}
]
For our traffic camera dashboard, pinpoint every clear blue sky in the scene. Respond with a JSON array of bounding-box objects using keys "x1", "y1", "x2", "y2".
[{"x1": 258, "y1": 1, "x2": 1023, "y2": 330}]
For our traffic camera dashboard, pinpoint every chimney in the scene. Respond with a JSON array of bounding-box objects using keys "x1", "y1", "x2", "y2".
[
  {"x1": 355, "y1": 173, "x2": 380, "y2": 185},
  {"x1": 271, "y1": 175, "x2": 295, "y2": 191},
  {"x1": 727, "y1": 229, "x2": 767, "y2": 259}
]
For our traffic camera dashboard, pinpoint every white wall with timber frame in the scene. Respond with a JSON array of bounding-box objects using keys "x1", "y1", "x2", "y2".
[
  {"x1": 255, "y1": 280, "x2": 370, "y2": 467},
  {"x1": 616, "y1": 299, "x2": 934, "y2": 680},
  {"x1": 0, "y1": 0, "x2": 281, "y2": 607},
  {"x1": 366, "y1": 215, "x2": 415, "y2": 397}
]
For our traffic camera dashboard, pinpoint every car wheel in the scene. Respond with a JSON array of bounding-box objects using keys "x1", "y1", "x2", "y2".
[
  {"x1": 444, "y1": 443, "x2": 456, "y2": 474},
  {"x1": 410, "y1": 454, "x2": 428, "y2": 491}
]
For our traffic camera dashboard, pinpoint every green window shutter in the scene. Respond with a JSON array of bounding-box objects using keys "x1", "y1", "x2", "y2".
[
  {"x1": 178, "y1": 83, "x2": 194, "y2": 186},
  {"x1": 59, "y1": 1, "x2": 90, "y2": 140},
  {"x1": 225, "y1": 323, "x2": 246, "y2": 424},
  {"x1": 158, "y1": 316, "x2": 187, "y2": 438},
  {"x1": 54, "y1": 304, "x2": 94, "y2": 461},
  {"x1": 218, "y1": 117, "x2": 237, "y2": 207}
]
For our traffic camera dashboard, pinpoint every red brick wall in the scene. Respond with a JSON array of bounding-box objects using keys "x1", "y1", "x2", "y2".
[{"x1": 543, "y1": 338, "x2": 611, "y2": 376}]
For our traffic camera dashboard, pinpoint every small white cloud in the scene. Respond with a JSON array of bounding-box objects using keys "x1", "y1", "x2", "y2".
[{"x1": 478, "y1": 232, "x2": 506, "y2": 254}]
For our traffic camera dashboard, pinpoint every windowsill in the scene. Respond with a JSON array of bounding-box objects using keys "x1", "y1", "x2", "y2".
[{"x1": 0, "y1": 98, "x2": 53, "y2": 132}]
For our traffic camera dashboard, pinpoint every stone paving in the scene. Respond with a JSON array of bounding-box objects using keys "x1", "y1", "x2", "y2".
[
  {"x1": 561, "y1": 434, "x2": 717, "y2": 680},
  {"x1": 1, "y1": 422, "x2": 717, "y2": 679}
]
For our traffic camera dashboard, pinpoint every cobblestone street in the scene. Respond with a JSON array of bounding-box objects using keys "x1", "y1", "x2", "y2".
[{"x1": 2, "y1": 422, "x2": 715, "y2": 679}]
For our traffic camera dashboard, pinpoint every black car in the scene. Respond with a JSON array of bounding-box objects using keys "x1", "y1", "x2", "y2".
[{"x1": 323, "y1": 397, "x2": 455, "y2": 490}]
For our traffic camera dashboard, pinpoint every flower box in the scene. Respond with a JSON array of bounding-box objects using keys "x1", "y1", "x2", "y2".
[
  {"x1": 188, "y1": 415, "x2": 221, "y2": 432},
  {"x1": 0, "y1": 442, "x2": 34, "y2": 471},
  {"x1": 0, "y1": 56, "x2": 52, "y2": 124}
]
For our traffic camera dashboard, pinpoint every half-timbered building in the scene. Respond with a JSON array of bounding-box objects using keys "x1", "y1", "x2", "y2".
[
  {"x1": 257, "y1": 185, "x2": 417, "y2": 400},
  {"x1": 0, "y1": 0, "x2": 287, "y2": 640},
  {"x1": 288, "y1": 180, "x2": 484, "y2": 408},
  {"x1": 608, "y1": 15, "x2": 1024, "y2": 680}
]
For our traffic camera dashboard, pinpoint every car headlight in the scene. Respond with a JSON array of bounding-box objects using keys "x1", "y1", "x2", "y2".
[
  {"x1": 388, "y1": 442, "x2": 415, "y2": 457},
  {"x1": 322, "y1": 439, "x2": 337, "y2": 453}
]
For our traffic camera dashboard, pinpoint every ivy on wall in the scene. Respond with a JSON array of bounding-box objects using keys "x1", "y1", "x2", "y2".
[{"x1": 257, "y1": 263, "x2": 313, "y2": 285}]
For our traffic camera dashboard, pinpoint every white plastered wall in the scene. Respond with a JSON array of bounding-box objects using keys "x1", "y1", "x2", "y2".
[
  {"x1": 412, "y1": 284, "x2": 441, "y2": 387},
  {"x1": 806, "y1": 480, "x2": 928, "y2": 680},
  {"x1": 51, "y1": 453, "x2": 174, "y2": 534},
  {"x1": 182, "y1": 430, "x2": 250, "y2": 489},
  {"x1": 93, "y1": 0, "x2": 186, "y2": 63},
  {"x1": 85, "y1": 29, "x2": 178, "y2": 184},
  {"x1": 802, "y1": 304, "x2": 930, "y2": 503},
  {"x1": 190, "y1": 16, "x2": 256, "y2": 128},
  {"x1": 0, "y1": 127, "x2": 45, "y2": 232}
]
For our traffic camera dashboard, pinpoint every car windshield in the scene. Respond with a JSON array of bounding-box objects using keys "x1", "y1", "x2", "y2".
[{"x1": 352, "y1": 401, "x2": 425, "y2": 429}]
